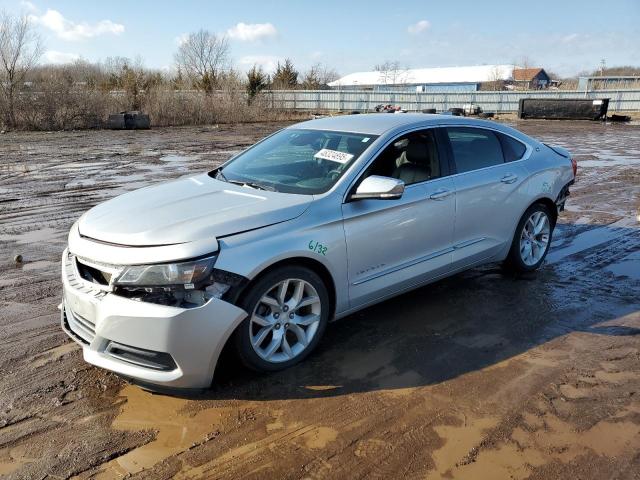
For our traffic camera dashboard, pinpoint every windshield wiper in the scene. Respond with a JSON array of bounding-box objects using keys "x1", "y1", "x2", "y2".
[
  {"x1": 215, "y1": 169, "x2": 276, "y2": 191},
  {"x1": 242, "y1": 181, "x2": 276, "y2": 192}
]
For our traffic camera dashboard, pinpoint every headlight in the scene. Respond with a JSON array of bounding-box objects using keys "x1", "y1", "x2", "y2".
[
  {"x1": 110, "y1": 255, "x2": 246, "y2": 307},
  {"x1": 114, "y1": 256, "x2": 217, "y2": 289}
]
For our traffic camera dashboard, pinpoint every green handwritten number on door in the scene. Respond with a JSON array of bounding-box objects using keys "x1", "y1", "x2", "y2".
[{"x1": 308, "y1": 240, "x2": 327, "y2": 256}]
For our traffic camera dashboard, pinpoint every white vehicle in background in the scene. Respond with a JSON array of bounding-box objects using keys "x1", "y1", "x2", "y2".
[{"x1": 61, "y1": 114, "x2": 576, "y2": 389}]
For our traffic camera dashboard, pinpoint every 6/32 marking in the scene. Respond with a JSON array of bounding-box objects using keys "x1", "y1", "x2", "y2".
[{"x1": 308, "y1": 240, "x2": 327, "y2": 256}]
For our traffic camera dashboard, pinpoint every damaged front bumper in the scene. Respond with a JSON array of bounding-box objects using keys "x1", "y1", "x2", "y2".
[{"x1": 61, "y1": 248, "x2": 247, "y2": 388}]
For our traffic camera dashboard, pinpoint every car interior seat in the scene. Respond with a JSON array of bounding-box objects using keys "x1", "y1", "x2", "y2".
[{"x1": 392, "y1": 140, "x2": 431, "y2": 184}]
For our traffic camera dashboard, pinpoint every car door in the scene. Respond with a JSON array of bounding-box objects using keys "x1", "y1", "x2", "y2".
[
  {"x1": 341, "y1": 128, "x2": 456, "y2": 309},
  {"x1": 443, "y1": 126, "x2": 530, "y2": 267}
]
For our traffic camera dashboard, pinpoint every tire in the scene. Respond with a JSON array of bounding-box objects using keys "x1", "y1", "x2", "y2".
[
  {"x1": 504, "y1": 203, "x2": 554, "y2": 273},
  {"x1": 234, "y1": 266, "x2": 330, "y2": 372}
]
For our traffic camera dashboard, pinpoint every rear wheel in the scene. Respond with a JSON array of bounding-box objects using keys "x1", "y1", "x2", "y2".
[
  {"x1": 505, "y1": 204, "x2": 553, "y2": 272},
  {"x1": 234, "y1": 266, "x2": 329, "y2": 372}
]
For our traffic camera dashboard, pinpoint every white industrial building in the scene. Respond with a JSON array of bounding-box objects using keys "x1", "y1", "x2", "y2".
[{"x1": 328, "y1": 65, "x2": 517, "y2": 92}]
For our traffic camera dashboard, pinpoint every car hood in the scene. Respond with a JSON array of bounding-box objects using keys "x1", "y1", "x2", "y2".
[{"x1": 78, "y1": 174, "x2": 312, "y2": 246}]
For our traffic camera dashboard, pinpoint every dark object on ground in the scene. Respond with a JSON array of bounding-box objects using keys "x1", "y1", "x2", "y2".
[
  {"x1": 107, "y1": 111, "x2": 151, "y2": 130},
  {"x1": 375, "y1": 104, "x2": 402, "y2": 113},
  {"x1": 422, "y1": 108, "x2": 437, "y2": 114},
  {"x1": 14, "y1": 254, "x2": 22, "y2": 263},
  {"x1": 350, "y1": 111, "x2": 361, "y2": 115},
  {"x1": 609, "y1": 114, "x2": 631, "y2": 122},
  {"x1": 518, "y1": 98, "x2": 609, "y2": 120},
  {"x1": 463, "y1": 104, "x2": 482, "y2": 116},
  {"x1": 448, "y1": 108, "x2": 464, "y2": 116},
  {"x1": 479, "y1": 112, "x2": 495, "y2": 118}
]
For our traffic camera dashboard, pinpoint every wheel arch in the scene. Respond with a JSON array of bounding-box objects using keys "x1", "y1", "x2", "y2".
[
  {"x1": 530, "y1": 196, "x2": 558, "y2": 227},
  {"x1": 230, "y1": 256, "x2": 337, "y2": 322},
  {"x1": 503, "y1": 195, "x2": 558, "y2": 260}
]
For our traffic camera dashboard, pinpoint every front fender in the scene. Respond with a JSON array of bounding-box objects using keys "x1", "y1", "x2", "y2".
[{"x1": 214, "y1": 200, "x2": 350, "y2": 314}]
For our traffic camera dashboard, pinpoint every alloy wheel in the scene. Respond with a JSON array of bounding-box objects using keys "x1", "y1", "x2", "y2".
[
  {"x1": 519, "y1": 211, "x2": 550, "y2": 266},
  {"x1": 249, "y1": 278, "x2": 322, "y2": 363}
]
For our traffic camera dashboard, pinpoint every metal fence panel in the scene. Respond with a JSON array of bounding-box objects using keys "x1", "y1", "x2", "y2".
[{"x1": 267, "y1": 89, "x2": 640, "y2": 112}]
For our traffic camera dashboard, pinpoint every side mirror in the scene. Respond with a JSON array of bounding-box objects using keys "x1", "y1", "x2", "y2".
[{"x1": 350, "y1": 175, "x2": 405, "y2": 201}]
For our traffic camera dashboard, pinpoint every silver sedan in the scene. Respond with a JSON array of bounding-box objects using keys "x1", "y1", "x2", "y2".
[{"x1": 61, "y1": 114, "x2": 576, "y2": 389}]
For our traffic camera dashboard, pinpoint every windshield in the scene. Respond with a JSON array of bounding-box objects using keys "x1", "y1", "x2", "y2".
[{"x1": 212, "y1": 129, "x2": 377, "y2": 194}]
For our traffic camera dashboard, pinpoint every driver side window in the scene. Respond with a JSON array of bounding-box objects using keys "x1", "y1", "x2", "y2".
[{"x1": 363, "y1": 129, "x2": 442, "y2": 186}]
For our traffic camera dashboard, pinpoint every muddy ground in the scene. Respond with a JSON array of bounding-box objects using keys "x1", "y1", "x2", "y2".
[{"x1": 0, "y1": 119, "x2": 639, "y2": 480}]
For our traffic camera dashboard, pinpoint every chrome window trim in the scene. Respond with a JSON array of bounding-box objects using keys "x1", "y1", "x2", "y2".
[{"x1": 439, "y1": 124, "x2": 533, "y2": 178}]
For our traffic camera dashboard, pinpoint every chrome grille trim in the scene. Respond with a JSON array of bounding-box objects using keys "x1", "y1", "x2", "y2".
[
  {"x1": 64, "y1": 307, "x2": 96, "y2": 344},
  {"x1": 65, "y1": 251, "x2": 110, "y2": 297}
]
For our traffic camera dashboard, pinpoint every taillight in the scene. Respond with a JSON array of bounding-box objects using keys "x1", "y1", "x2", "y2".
[{"x1": 571, "y1": 157, "x2": 577, "y2": 178}]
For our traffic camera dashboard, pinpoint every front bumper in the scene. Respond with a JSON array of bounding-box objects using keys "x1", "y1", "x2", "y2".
[{"x1": 60, "y1": 249, "x2": 247, "y2": 388}]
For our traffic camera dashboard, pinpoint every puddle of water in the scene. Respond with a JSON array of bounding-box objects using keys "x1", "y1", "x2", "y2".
[
  {"x1": 427, "y1": 416, "x2": 501, "y2": 480},
  {"x1": 578, "y1": 158, "x2": 639, "y2": 168},
  {"x1": 0, "y1": 443, "x2": 38, "y2": 477},
  {"x1": 0, "y1": 227, "x2": 66, "y2": 245},
  {"x1": 94, "y1": 385, "x2": 231, "y2": 479},
  {"x1": 52, "y1": 161, "x2": 109, "y2": 170},
  {"x1": 0, "y1": 457, "x2": 25, "y2": 476},
  {"x1": 303, "y1": 426, "x2": 338, "y2": 449},
  {"x1": 605, "y1": 251, "x2": 640, "y2": 280},
  {"x1": 22, "y1": 259, "x2": 58, "y2": 271},
  {"x1": 159, "y1": 154, "x2": 199, "y2": 162},
  {"x1": 546, "y1": 216, "x2": 637, "y2": 264},
  {"x1": 65, "y1": 178, "x2": 98, "y2": 189}
]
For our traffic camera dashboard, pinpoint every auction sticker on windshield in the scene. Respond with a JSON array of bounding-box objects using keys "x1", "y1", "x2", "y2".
[{"x1": 314, "y1": 148, "x2": 354, "y2": 164}]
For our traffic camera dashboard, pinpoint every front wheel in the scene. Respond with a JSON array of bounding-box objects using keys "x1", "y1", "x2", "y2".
[
  {"x1": 234, "y1": 266, "x2": 329, "y2": 372},
  {"x1": 505, "y1": 204, "x2": 553, "y2": 272}
]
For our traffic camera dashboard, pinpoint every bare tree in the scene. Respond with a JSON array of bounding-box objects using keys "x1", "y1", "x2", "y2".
[
  {"x1": 301, "y1": 63, "x2": 339, "y2": 89},
  {"x1": 0, "y1": 11, "x2": 43, "y2": 127},
  {"x1": 513, "y1": 55, "x2": 534, "y2": 70},
  {"x1": 374, "y1": 61, "x2": 408, "y2": 86},
  {"x1": 486, "y1": 65, "x2": 505, "y2": 91},
  {"x1": 174, "y1": 29, "x2": 229, "y2": 93}
]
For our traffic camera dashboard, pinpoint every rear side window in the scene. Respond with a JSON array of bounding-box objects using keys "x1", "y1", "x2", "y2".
[
  {"x1": 497, "y1": 132, "x2": 527, "y2": 162},
  {"x1": 446, "y1": 127, "x2": 504, "y2": 173}
]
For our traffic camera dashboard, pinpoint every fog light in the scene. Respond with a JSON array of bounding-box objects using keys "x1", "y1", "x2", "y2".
[{"x1": 105, "y1": 341, "x2": 177, "y2": 371}]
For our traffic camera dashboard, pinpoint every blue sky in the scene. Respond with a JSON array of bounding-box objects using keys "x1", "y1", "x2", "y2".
[{"x1": 2, "y1": 0, "x2": 639, "y2": 77}]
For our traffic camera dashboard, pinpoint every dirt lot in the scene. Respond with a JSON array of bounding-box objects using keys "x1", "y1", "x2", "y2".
[{"x1": 1, "y1": 119, "x2": 639, "y2": 479}]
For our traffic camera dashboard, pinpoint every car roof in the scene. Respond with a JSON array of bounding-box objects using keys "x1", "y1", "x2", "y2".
[{"x1": 291, "y1": 113, "x2": 499, "y2": 136}]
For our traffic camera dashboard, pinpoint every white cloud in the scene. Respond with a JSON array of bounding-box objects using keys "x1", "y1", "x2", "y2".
[
  {"x1": 407, "y1": 20, "x2": 431, "y2": 35},
  {"x1": 43, "y1": 50, "x2": 80, "y2": 64},
  {"x1": 175, "y1": 32, "x2": 189, "y2": 46},
  {"x1": 562, "y1": 33, "x2": 579, "y2": 43},
  {"x1": 20, "y1": 1, "x2": 38, "y2": 13},
  {"x1": 239, "y1": 55, "x2": 281, "y2": 73},
  {"x1": 29, "y1": 9, "x2": 124, "y2": 41},
  {"x1": 227, "y1": 22, "x2": 277, "y2": 42}
]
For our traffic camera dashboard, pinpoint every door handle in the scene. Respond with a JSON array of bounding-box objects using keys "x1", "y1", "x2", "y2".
[
  {"x1": 501, "y1": 174, "x2": 518, "y2": 184},
  {"x1": 429, "y1": 189, "x2": 452, "y2": 200}
]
